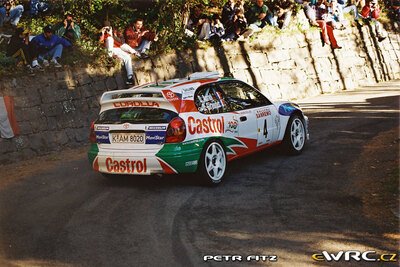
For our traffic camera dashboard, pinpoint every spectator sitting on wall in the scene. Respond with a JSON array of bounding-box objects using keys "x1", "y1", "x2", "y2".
[
  {"x1": 270, "y1": 0, "x2": 295, "y2": 29},
  {"x1": 0, "y1": 0, "x2": 24, "y2": 28},
  {"x1": 6, "y1": 27, "x2": 34, "y2": 69},
  {"x1": 222, "y1": 0, "x2": 236, "y2": 29},
  {"x1": 54, "y1": 13, "x2": 81, "y2": 42},
  {"x1": 295, "y1": 0, "x2": 319, "y2": 26},
  {"x1": 222, "y1": 9, "x2": 252, "y2": 41},
  {"x1": 124, "y1": 18, "x2": 158, "y2": 59},
  {"x1": 247, "y1": 0, "x2": 272, "y2": 32},
  {"x1": 30, "y1": 25, "x2": 71, "y2": 69},
  {"x1": 315, "y1": 0, "x2": 342, "y2": 48},
  {"x1": 185, "y1": 4, "x2": 211, "y2": 40},
  {"x1": 209, "y1": 14, "x2": 225, "y2": 40},
  {"x1": 336, "y1": 0, "x2": 360, "y2": 25},
  {"x1": 360, "y1": 0, "x2": 387, "y2": 41},
  {"x1": 100, "y1": 21, "x2": 138, "y2": 86}
]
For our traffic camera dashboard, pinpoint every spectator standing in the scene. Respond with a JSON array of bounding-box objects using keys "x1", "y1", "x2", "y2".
[
  {"x1": 100, "y1": 22, "x2": 137, "y2": 85},
  {"x1": 0, "y1": 0, "x2": 24, "y2": 28},
  {"x1": 124, "y1": 18, "x2": 157, "y2": 59},
  {"x1": 185, "y1": 5, "x2": 211, "y2": 40},
  {"x1": 54, "y1": 13, "x2": 81, "y2": 42},
  {"x1": 360, "y1": 0, "x2": 386, "y2": 41},
  {"x1": 30, "y1": 25, "x2": 71, "y2": 68},
  {"x1": 6, "y1": 27, "x2": 33, "y2": 67}
]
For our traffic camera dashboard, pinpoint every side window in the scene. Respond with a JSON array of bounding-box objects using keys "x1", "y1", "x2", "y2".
[
  {"x1": 219, "y1": 81, "x2": 271, "y2": 111},
  {"x1": 194, "y1": 85, "x2": 231, "y2": 114}
]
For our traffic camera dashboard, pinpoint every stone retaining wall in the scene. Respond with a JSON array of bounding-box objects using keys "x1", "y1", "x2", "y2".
[{"x1": 0, "y1": 24, "x2": 399, "y2": 164}]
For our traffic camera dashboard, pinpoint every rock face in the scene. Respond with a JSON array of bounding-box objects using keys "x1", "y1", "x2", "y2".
[{"x1": 0, "y1": 26, "x2": 399, "y2": 164}]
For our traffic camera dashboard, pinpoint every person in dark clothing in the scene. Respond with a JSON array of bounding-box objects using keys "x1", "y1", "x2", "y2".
[
  {"x1": 54, "y1": 13, "x2": 81, "y2": 42},
  {"x1": 6, "y1": 27, "x2": 34, "y2": 66},
  {"x1": 222, "y1": 0, "x2": 236, "y2": 27},
  {"x1": 30, "y1": 24, "x2": 71, "y2": 68}
]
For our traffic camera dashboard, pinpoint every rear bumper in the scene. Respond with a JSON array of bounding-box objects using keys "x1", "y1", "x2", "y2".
[{"x1": 88, "y1": 139, "x2": 206, "y2": 175}]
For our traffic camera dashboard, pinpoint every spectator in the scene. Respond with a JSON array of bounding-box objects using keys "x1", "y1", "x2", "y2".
[
  {"x1": 360, "y1": 0, "x2": 386, "y2": 41},
  {"x1": 54, "y1": 13, "x2": 81, "y2": 42},
  {"x1": 315, "y1": 0, "x2": 342, "y2": 48},
  {"x1": 6, "y1": 27, "x2": 33, "y2": 67},
  {"x1": 295, "y1": 0, "x2": 320, "y2": 26},
  {"x1": 0, "y1": 0, "x2": 24, "y2": 28},
  {"x1": 222, "y1": 8, "x2": 252, "y2": 40},
  {"x1": 30, "y1": 25, "x2": 71, "y2": 68},
  {"x1": 247, "y1": 0, "x2": 271, "y2": 32},
  {"x1": 100, "y1": 22, "x2": 137, "y2": 85},
  {"x1": 222, "y1": 0, "x2": 236, "y2": 28},
  {"x1": 185, "y1": 5, "x2": 211, "y2": 40},
  {"x1": 29, "y1": 0, "x2": 49, "y2": 17},
  {"x1": 336, "y1": 0, "x2": 360, "y2": 24},
  {"x1": 270, "y1": 0, "x2": 295, "y2": 29},
  {"x1": 124, "y1": 18, "x2": 157, "y2": 59},
  {"x1": 209, "y1": 14, "x2": 225, "y2": 40}
]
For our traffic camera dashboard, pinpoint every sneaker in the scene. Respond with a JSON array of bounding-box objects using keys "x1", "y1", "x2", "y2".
[
  {"x1": 31, "y1": 60, "x2": 44, "y2": 71},
  {"x1": 51, "y1": 58, "x2": 62, "y2": 68},
  {"x1": 125, "y1": 76, "x2": 134, "y2": 86},
  {"x1": 43, "y1": 59, "x2": 49, "y2": 67}
]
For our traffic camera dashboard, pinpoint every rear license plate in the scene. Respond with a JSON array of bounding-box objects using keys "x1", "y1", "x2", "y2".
[{"x1": 111, "y1": 133, "x2": 145, "y2": 144}]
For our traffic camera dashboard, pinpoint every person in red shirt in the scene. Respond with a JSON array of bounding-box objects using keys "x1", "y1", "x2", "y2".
[
  {"x1": 100, "y1": 21, "x2": 139, "y2": 86},
  {"x1": 124, "y1": 18, "x2": 157, "y2": 59},
  {"x1": 360, "y1": 0, "x2": 386, "y2": 41}
]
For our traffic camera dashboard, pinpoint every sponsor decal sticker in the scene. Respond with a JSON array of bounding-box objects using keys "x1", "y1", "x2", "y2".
[
  {"x1": 185, "y1": 160, "x2": 198, "y2": 167},
  {"x1": 188, "y1": 116, "x2": 225, "y2": 135},
  {"x1": 145, "y1": 131, "x2": 166, "y2": 144},
  {"x1": 182, "y1": 87, "x2": 195, "y2": 100},
  {"x1": 123, "y1": 123, "x2": 130, "y2": 129},
  {"x1": 105, "y1": 158, "x2": 147, "y2": 174},
  {"x1": 95, "y1": 131, "x2": 110, "y2": 144},
  {"x1": 226, "y1": 118, "x2": 238, "y2": 134},
  {"x1": 113, "y1": 101, "x2": 160, "y2": 108},
  {"x1": 256, "y1": 108, "x2": 271, "y2": 118},
  {"x1": 96, "y1": 125, "x2": 109, "y2": 131},
  {"x1": 146, "y1": 126, "x2": 167, "y2": 131}
]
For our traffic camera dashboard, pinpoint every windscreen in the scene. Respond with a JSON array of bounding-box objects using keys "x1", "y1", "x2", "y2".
[{"x1": 97, "y1": 108, "x2": 177, "y2": 124}]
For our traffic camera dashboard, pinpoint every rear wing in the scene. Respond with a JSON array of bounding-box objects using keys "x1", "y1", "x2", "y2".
[{"x1": 99, "y1": 90, "x2": 177, "y2": 113}]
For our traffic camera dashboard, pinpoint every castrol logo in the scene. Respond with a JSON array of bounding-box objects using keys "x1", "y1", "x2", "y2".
[
  {"x1": 105, "y1": 158, "x2": 147, "y2": 174},
  {"x1": 188, "y1": 116, "x2": 225, "y2": 135}
]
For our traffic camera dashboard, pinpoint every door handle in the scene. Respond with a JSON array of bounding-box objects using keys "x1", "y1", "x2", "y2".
[{"x1": 240, "y1": 116, "x2": 247, "y2": 122}]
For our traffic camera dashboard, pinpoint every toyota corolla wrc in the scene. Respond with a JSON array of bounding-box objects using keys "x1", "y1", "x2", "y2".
[{"x1": 88, "y1": 72, "x2": 309, "y2": 184}]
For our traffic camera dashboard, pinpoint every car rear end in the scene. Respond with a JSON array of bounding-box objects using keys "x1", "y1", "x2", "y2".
[{"x1": 88, "y1": 90, "x2": 187, "y2": 176}]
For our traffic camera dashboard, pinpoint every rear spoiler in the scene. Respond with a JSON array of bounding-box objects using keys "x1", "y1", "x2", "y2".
[{"x1": 100, "y1": 90, "x2": 176, "y2": 113}]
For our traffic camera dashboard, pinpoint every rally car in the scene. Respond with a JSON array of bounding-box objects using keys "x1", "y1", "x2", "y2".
[{"x1": 88, "y1": 72, "x2": 309, "y2": 184}]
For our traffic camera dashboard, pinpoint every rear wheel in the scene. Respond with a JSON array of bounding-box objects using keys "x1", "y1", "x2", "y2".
[
  {"x1": 197, "y1": 140, "x2": 227, "y2": 185},
  {"x1": 283, "y1": 115, "x2": 306, "y2": 155}
]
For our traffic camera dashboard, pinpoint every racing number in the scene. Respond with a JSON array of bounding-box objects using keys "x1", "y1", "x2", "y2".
[{"x1": 263, "y1": 119, "x2": 268, "y2": 138}]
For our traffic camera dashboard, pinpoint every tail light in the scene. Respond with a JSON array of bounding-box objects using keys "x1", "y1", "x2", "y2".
[
  {"x1": 89, "y1": 121, "x2": 97, "y2": 143},
  {"x1": 165, "y1": 117, "x2": 186, "y2": 143}
]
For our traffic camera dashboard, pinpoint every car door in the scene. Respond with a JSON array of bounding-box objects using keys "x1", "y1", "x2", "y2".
[{"x1": 217, "y1": 81, "x2": 258, "y2": 147}]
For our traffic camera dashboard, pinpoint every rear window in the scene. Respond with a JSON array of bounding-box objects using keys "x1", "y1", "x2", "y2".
[{"x1": 97, "y1": 108, "x2": 177, "y2": 124}]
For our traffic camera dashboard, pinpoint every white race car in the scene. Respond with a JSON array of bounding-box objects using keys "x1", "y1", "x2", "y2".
[{"x1": 88, "y1": 72, "x2": 309, "y2": 184}]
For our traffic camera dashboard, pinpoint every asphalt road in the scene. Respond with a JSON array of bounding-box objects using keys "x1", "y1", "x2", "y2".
[{"x1": 0, "y1": 81, "x2": 399, "y2": 267}]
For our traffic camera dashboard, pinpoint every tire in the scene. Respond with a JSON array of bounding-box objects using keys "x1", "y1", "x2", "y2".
[
  {"x1": 282, "y1": 115, "x2": 306, "y2": 155},
  {"x1": 197, "y1": 140, "x2": 227, "y2": 185}
]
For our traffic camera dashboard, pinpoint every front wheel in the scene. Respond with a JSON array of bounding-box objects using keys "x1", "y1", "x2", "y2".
[
  {"x1": 282, "y1": 115, "x2": 306, "y2": 155},
  {"x1": 197, "y1": 140, "x2": 227, "y2": 185}
]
